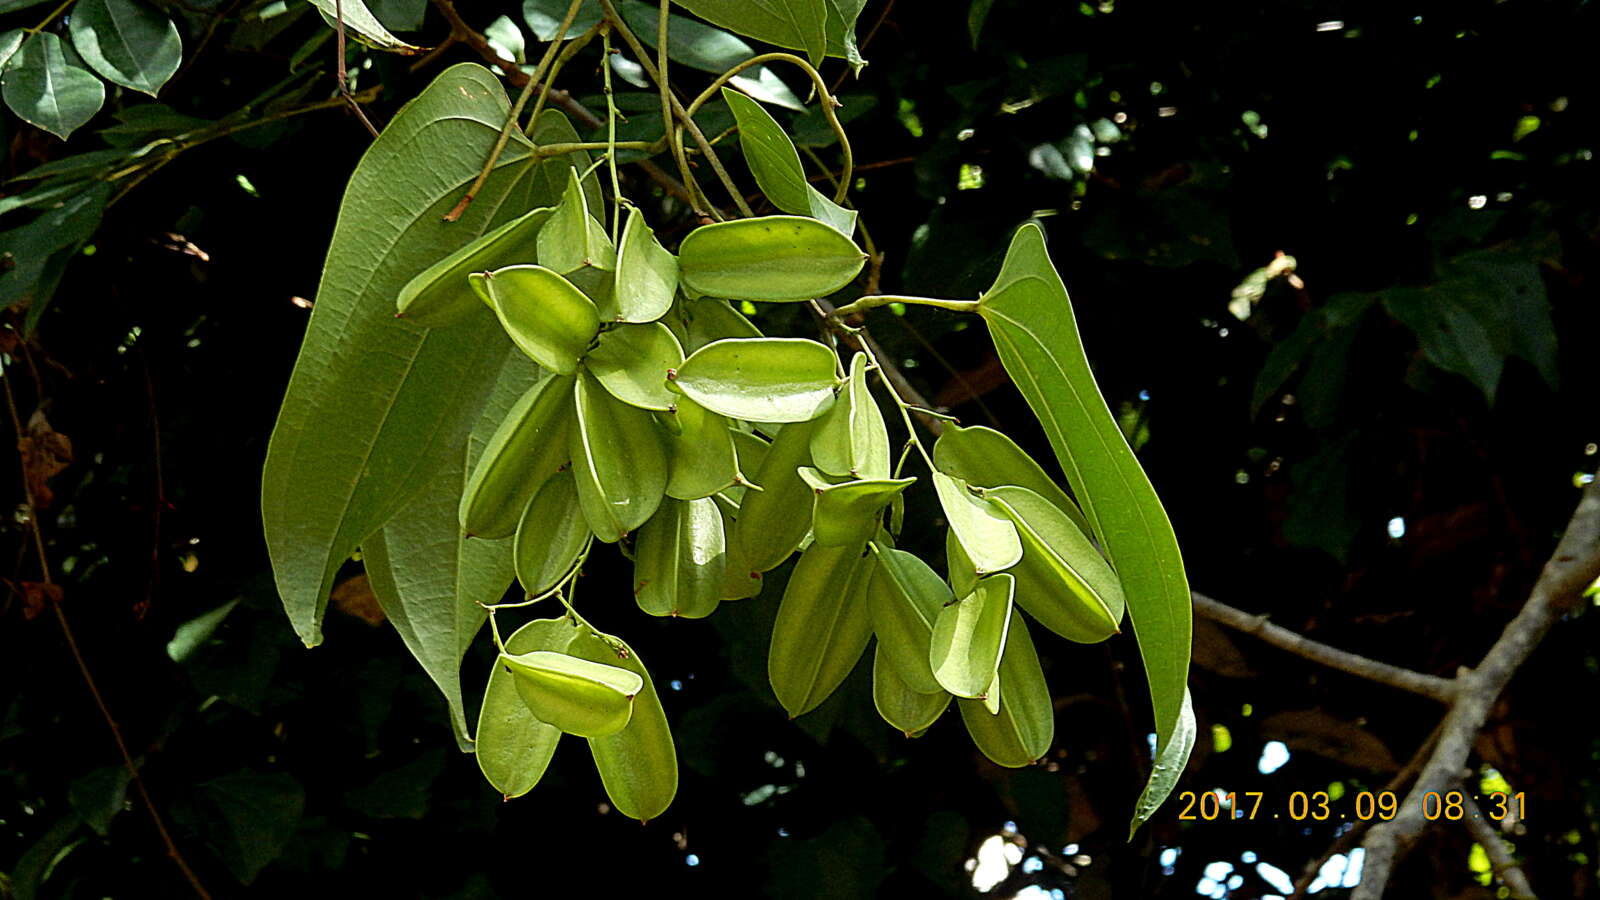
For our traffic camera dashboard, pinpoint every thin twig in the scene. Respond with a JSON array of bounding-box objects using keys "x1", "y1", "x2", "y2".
[
  {"x1": 1460, "y1": 792, "x2": 1539, "y2": 900},
  {"x1": 334, "y1": 0, "x2": 381, "y2": 138},
  {"x1": 1191, "y1": 592, "x2": 1457, "y2": 703}
]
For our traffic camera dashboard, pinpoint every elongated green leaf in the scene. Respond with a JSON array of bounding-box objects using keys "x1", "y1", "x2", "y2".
[
  {"x1": 611, "y1": 206, "x2": 678, "y2": 323},
  {"x1": 811, "y1": 351, "x2": 889, "y2": 479},
  {"x1": 662, "y1": 397, "x2": 744, "y2": 500},
  {"x1": 871, "y1": 643, "x2": 950, "y2": 736},
  {"x1": 933, "y1": 471, "x2": 1022, "y2": 575},
  {"x1": 977, "y1": 223, "x2": 1191, "y2": 825},
  {"x1": 1129, "y1": 688, "x2": 1196, "y2": 838},
  {"x1": 769, "y1": 540, "x2": 875, "y2": 717},
  {"x1": 723, "y1": 88, "x2": 856, "y2": 235},
  {"x1": 957, "y1": 610, "x2": 1053, "y2": 767},
  {"x1": 570, "y1": 627, "x2": 679, "y2": 821},
  {"x1": 2, "y1": 33, "x2": 105, "y2": 139},
  {"x1": 67, "y1": 0, "x2": 181, "y2": 96},
  {"x1": 985, "y1": 485, "x2": 1123, "y2": 644},
  {"x1": 570, "y1": 368, "x2": 669, "y2": 541},
  {"x1": 473, "y1": 265, "x2": 600, "y2": 374},
  {"x1": 264, "y1": 65, "x2": 574, "y2": 646},
  {"x1": 673, "y1": 0, "x2": 830, "y2": 66},
  {"x1": 460, "y1": 372, "x2": 576, "y2": 539},
  {"x1": 586, "y1": 321, "x2": 682, "y2": 411},
  {"x1": 867, "y1": 543, "x2": 950, "y2": 695},
  {"x1": 513, "y1": 470, "x2": 591, "y2": 596},
  {"x1": 672, "y1": 337, "x2": 838, "y2": 423},
  {"x1": 677, "y1": 215, "x2": 866, "y2": 301},
  {"x1": 308, "y1": 0, "x2": 419, "y2": 52},
  {"x1": 933, "y1": 422, "x2": 1091, "y2": 538},
  {"x1": 363, "y1": 352, "x2": 537, "y2": 750},
  {"x1": 930, "y1": 574, "x2": 1013, "y2": 698},
  {"x1": 396, "y1": 207, "x2": 551, "y2": 328},
  {"x1": 797, "y1": 467, "x2": 913, "y2": 547},
  {"x1": 635, "y1": 496, "x2": 725, "y2": 618},
  {"x1": 728, "y1": 417, "x2": 818, "y2": 573},
  {"x1": 475, "y1": 617, "x2": 576, "y2": 798}
]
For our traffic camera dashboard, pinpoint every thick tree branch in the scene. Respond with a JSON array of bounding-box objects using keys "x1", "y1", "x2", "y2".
[
  {"x1": 1460, "y1": 792, "x2": 1539, "y2": 900},
  {"x1": 1351, "y1": 478, "x2": 1600, "y2": 900},
  {"x1": 1192, "y1": 592, "x2": 1457, "y2": 703}
]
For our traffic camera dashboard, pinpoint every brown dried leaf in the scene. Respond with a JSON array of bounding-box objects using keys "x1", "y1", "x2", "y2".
[
  {"x1": 18, "y1": 409, "x2": 72, "y2": 510},
  {"x1": 330, "y1": 573, "x2": 385, "y2": 626},
  {"x1": 21, "y1": 581, "x2": 62, "y2": 621},
  {"x1": 1191, "y1": 618, "x2": 1258, "y2": 679},
  {"x1": 1259, "y1": 709, "x2": 1398, "y2": 773}
]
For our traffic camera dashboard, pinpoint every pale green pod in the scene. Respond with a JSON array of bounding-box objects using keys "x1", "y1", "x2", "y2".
[
  {"x1": 570, "y1": 369, "x2": 669, "y2": 542},
  {"x1": 729, "y1": 417, "x2": 819, "y2": 573},
  {"x1": 634, "y1": 496, "x2": 725, "y2": 619},
  {"x1": 930, "y1": 573, "x2": 1015, "y2": 699},
  {"x1": 670, "y1": 337, "x2": 839, "y2": 423},
  {"x1": 610, "y1": 206, "x2": 678, "y2": 323},
  {"x1": 500, "y1": 649, "x2": 643, "y2": 738},
  {"x1": 396, "y1": 206, "x2": 552, "y2": 328},
  {"x1": 946, "y1": 528, "x2": 978, "y2": 598},
  {"x1": 570, "y1": 627, "x2": 678, "y2": 822},
  {"x1": 475, "y1": 617, "x2": 576, "y2": 798},
  {"x1": 586, "y1": 321, "x2": 684, "y2": 411},
  {"x1": 512, "y1": 470, "x2": 591, "y2": 597},
  {"x1": 677, "y1": 215, "x2": 866, "y2": 301},
  {"x1": 712, "y1": 492, "x2": 764, "y2": 599},
  {"x1": 958, "y1": 610, "x2": 1054, "y2": 768},
  {"x1": 984, "y1": 485, "x2": 1124, "y2": 643},
  {"x1": 933, "y1": 422, "x2": 1092, "y2": 538},
  {"x1": 722, "y1": 428, "x2": 770, "y2": 504},
  {"x1": 872, "y1": 642, "x2": 950, "y2": 737},
  {"x1": 537, "y1": 168, "x2": 616, "y2": 281},
  {"x1": 933, "y1": 470, "x2": 1023, "y2": 575},
  {"x1": 768, "y1": 541, "x2": 876, "y2": 717},
  {"x1": 460, "y1": 372, "x2": 576, "y2": 539},
  {"x1": 867, "y1": 542, "x2": 951, "y2": 695},
  {"x1": 797, "y1": 467, "x2": 915, "y2": 547},
  {"x1": 472, "y1": 265, "x2": 601, "y2": 374},
  {"x1": 662, "y1": 397, "x2": 743, "y2": 501},
  {"x1": 810, "y1": 351, "x2": 891, "y2": 479},
  {"x1": 672, "y1": 297, "x2": 763, "y2": 353}
]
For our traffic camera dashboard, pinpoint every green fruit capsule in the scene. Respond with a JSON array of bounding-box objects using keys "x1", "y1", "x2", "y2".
[
  {"x1": 569, "y1": 627, "x2": 678, "y2": 821},
  {"x1": 984, "y1": 485, "x2": 1124, "y2": 643},
  {"x1": 396, "y1": 206, "x2": 553, "y2": 328},
  {"x1": 586, "y1": 321, "x2": 684, "y2": 412},
  {"x1": 670, "y1": 297, "x2": 764, "y2": 355},
  {"x1": 670, "y1": 337, "x2": 839, "y2": 423},
  {"x1": 712, "y1": 492, "x2": 765, "y2": 599},
  {"x1": 634, "y1": 496, "x2": 725, "y2": 619},
  {"x1": 570, "y1": 369, "x2": 669, "y2": 542},
  {"x1": 662, "y1": 397, "x2": 745, "y2": 501},
  {"x1": 797, "y1": 467, "x2": 915, "y2": 547},
  {"x1": 768, "y1": 541, "x2": 876, "y2": 717},
  {"x1": 933, "y1": 422, "x2": 1093, "y2": 537},
  {"x1": 513, "y1": 470, "x2": 591, "y2": 597},
  {"x1": 958, "y1": 610, "x2": 1054, "y2": 767},
  {"x1": 471, "y1": 265, "x2": 601, "y2": 374},
  {"x1": 729, "y1": 417, "x2": 819, "y2": 574},
  {"x1": 537, "y1": 168, "x2": 616, "y2": 284},
  {"x1": 930, "y1": 573, "x2": 1015, "y2": 699},
  {"x1": 475, "y1": 618, "x2": 576, "y2": 798},
  {"x1": 677, "y1": 215, "x2": 866, "y2": 301},
  {"x1": 810, "y1": 351, "x2": 891, "y2": 480},
  {"x1": 934, "y1": 471, "x2": 1023, "y2": 575},
  {"x1": 610, "y1": 206, "x2": 678, "y2": 323},
  {"x1": 500, "y1": 648, "x2": 643, "y2": 738},
  {"x1": 872, "y1": 642, "x2": 951, "y2": 737},
  {"x1": 867, "y1": 542, "x2": 951, "y2": 695},
  {"x1": 460, "y1": 372, "x2": 576, "y2": 539}
]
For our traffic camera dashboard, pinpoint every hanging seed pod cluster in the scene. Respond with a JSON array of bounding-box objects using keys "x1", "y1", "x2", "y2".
[{"x1": 264, "y1": 16, "x2": 1193, "y2": 835}]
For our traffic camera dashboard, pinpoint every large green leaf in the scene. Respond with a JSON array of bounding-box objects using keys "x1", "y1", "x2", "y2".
[
  {"x1": 263, "y1": 65, "x2": 581, "y2": 647},
  {"x1": 673, "y1": 0, "x2": 828, "y2": 65},
  {"x1": 1, "y1": 33, "x2": 106, "y2": 139},
  {"x1": 307, "y1": 0, "x2": 419, "y2": 52},
  {"x1": 67, "y1": 0, "x2": 182, "y2": 96},
  {"x1": 976, "y1": 223, "x2": 1192, "y2": 831},
  {"x1": 362, "y1": 353, "x2": 538, "y2": 751},
  {"x1": 722, "y1": 88, "x2": 856, "y2": 235}
]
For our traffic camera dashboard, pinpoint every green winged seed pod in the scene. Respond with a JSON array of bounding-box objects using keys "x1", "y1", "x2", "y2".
[
  {"x1": 797, "y1": 467, "x2": 915, "y2": 547},
  {"x1": 946, "y1": 528, "x2": 979, "y2": 598},
  {"x1": 662, "y1": 397, "x2": 746, "y2": 501},
  {"x1": 460, "y1": 372, "x2": 576, "y2": 539},
  {"x1": 396, "y1": 206, "x2": 553, "y2": 328},
  {"x1": 984, "y1": 484, "x2": 1124, "y2": 644},
  {"x1": 475, "y1": 617, "x2": 576, "y2": 798},
  {"x1": 500, "y1": 649, "x2": 643, "y2": 738},
  {"x1": 811, "y1": 351, "x2": 891, "y2": 480},
  {"x1": 634, "y1": 496, "x2": 726, "y2": 619},
  {"x1": 932, "y1": 423, "x2": 1093, "y2": 539},
  {"x1": 611, "y1": 206, "x2": 678, "y2": 323},
  {"x1": 872, "y1": 643, "x2": 950, "y2": 737},
  {"x1": 768, "y1": 541, "x2": 877, "y2": 718},
  {"x1": 724, "y1": 429, "x2": 771, "y2": 504},
  {"x1": 586, "y1": 321, "x2": 684, "y2": 411},
  {"x1": 930, "y1": 573, "x2": 1015, "y2": 699},
  {"x1": 677, "y1": 215, "x2": 866, "y2": 301},
  {"x1": 670, "y1": 297, "x2": 763, "y2": 353},
  {"x1": 537, "y1": 168, "x2": 617, "y2": 301},
  {"x1": 471, "y1": 265, "x2": 601, "y2": 374},
  {"x1": 729, "y1": 417, "x2": 820, "y2": 574},
  {"x1": 712, "y1": 492, "x2": 764, "y2": 599},
  {"x1": 958, "y1": 609, "x2": 1054, "y2": 768},
  {"x1": 570, "y1": 369, "x2": 669, "y2": 542},
  {"x1": 670, "y1": 337, "x2": 839, "y2": 423},
  {"x1": 933, "y1": 470, "x2": 1023, "y2": 575},
  {"x1": 866, "y1": 542, "x2": 951, "y2": 695},
  {"x1": 569, "y1": 627, "x2": 678, "y2": 822},
  {"x1": 512, "y1": 470, "x2": 591, "y2": 597}
]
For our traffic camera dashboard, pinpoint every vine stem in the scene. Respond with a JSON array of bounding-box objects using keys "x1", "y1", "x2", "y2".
[
  {"x1": 841, "y1": 316, "x2": 938, "y2": 471},
  {"x1": 0, "y1": 358, "x2": 211, "y2": 900},
  {"x1": 831, "y1": 293, "x2": 980, "y2": 318},
  {"x1": 25, "y1": 0, "x2": 73, "y2": 33},
  {"x1": 601, "y1": 24, "x2": 623, "y2": 245},
  {"x1": 527, "y1": 22, "x2": 600, "y2": 131},
  {"x1": 334, "y1": 0, "x2": 381, "y2": 138}
]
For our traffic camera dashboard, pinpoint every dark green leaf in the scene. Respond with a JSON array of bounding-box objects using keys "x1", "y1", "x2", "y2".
[
  {"x1": 67, "y1": 0, "x2": 182, "y2": 96},
  {"x1": 307, "y1": 0, "x2": 419, "y2": 52},
  {"x1": 197, "y1": 772, "x2": 305, "y2": 884},
  {"x1": 674, "y1": 0, "x2": 829, "y2": 66},
  {"x1": 2, "y1": 33, "x2": 106, "y2": 139}
]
